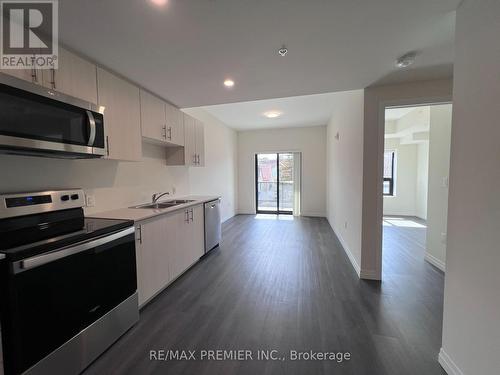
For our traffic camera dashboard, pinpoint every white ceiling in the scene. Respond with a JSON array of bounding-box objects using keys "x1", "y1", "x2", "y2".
[
  {"x1": 385, "y1": 106, "x2": 430, "y2": 144},
  {"x1": 385, "y1": 107, "x2": 419, "y2": 121},
  {"x1": 59, "y1": 0, "x2": 460, "y2": 108},
  {"x1": 198, "y1": 91, "x2": 352, "y2": 130}
]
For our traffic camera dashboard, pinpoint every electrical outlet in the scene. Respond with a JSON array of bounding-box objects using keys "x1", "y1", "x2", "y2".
[{"x1": 86, "y1": 194, "x2": 96, "y2": 207}]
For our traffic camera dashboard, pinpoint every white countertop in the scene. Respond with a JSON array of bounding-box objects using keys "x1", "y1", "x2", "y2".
[{"x1": 90, "y1": 195, "x2": 220, "y2": 223}]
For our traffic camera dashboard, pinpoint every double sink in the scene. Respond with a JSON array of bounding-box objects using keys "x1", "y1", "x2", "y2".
[{"x1": 131, "y1": 199, "x2": 195, "y2": 210}]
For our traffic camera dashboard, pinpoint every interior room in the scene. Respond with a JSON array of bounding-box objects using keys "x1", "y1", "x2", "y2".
[
  {"x1": 0, "y1": 1, "x2": 498, "y2": 375},
  {"x1": 383, "y1": 104, "x2": 452, "y2": 274}
]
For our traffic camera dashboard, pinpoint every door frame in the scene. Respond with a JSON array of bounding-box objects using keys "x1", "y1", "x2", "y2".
[
  {"x1": 377, "y1": 99, "x2": 453, "y2": 278},
  {"x1": 255, "y1": 153, "x2": 293, "y2": 215}
]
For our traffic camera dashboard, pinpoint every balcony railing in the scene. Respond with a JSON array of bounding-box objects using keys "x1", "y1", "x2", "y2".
[{"x1": 257, "y1": 181, "x2": 293, "y2": 212}]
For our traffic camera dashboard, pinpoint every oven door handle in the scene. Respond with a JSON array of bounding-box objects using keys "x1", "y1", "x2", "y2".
[
  {"x1": 87, "y1": 110, "x2": 96, "y2": 146},
  {"x1": 18, "y1": 227, "x2": 135, "y2": 271}
]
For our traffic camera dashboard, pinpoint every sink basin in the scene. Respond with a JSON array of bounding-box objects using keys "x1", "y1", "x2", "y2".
[{"x1": 131, "y1": 199, "x2": 195, "y2": 209}]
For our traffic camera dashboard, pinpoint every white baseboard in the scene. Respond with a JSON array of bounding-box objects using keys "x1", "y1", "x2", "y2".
[
  {"x1": 301, "y1": 211, "x2": 326, "y2": 218},
  {"x1": 335, "y1": 232, "x2": 361, "y2": 277},
  {"x1": 236, "y1": 209, "x2": 255, "y2": 215},
  {"x1": 439, "y1": 348, "x2": 465, "y2": 375},
  {"x1": 425, "y1": 252, "x2": 446, "y2": 272},
  {"x1": 328, "y1": 223, "x2": 380, "y2": 281},
  {"x1": 360, "y1": 269, "x2": 380, "y2": 280}
]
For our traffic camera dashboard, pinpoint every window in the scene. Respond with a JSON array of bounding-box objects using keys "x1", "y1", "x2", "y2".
[{"x1": 383, "y1": 151, "x2": 395, "y2": 196}]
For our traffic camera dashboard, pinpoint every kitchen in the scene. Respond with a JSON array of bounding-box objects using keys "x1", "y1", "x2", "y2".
[
  {"x1": 0, "y1": 1, "x2": 497, "y2": 375},
  {"x1": 0, "y1": 54, "x2": 227, "y2": 373}
]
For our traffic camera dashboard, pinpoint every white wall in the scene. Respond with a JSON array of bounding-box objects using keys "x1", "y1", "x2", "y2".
[
  {"x1": 237, "y1": 126, "x2": 326, "y2": 217},
  {"x1": 440, "y1": 2, "x2": 500, "y2": 374},
  {"x1": 326, "y1": 90, "x2": 365, "y2": 276},
  {"x1": 383, "y1": 139, "x2": 419, "y2": 217},
  {"x1": 0, "y1": 144, "x2": 189, "y2": 215},
  {"x1": 0, "y1": 110, "x2": 238, "y2": 221},
  {"x1": 184, "y1": 108, "x2": 238, "y2": 222},
  {"x1": 362, "y1": 79, "x2": 453, "y2": 280},
  {"x1": 425, "y1": 104, "x2": 452, "y2": 272},
  {"x1": 415, "y1": 142, "x2": 429, "y2": 220}
]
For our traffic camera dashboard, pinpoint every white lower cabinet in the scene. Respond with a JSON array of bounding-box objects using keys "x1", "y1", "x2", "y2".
[{"x1": 135, "y1": 204, "x2": 205, "y2": 307}]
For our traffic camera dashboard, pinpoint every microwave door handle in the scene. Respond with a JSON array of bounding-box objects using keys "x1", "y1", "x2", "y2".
[
  {"x1": 86, "y1": 110, "x2": 96, "y2": 146},
  {"x1": 18, "y1": 227, "x2": 135, "y2": 271}
]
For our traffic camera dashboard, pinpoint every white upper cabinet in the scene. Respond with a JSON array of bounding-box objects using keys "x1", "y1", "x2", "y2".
[
  {"x1": 42, "y1": 48, "x2": 98, "y2": 104},
  {"x1": 140, "y1": 89, "x2": 184, "y2": 147},
  {"x1": 194, "y1": 119, "x2": 205, "y2": 167},
  {"x1": 97, "y1": 67, "x2": 142, "y2": 161},
  {"x1": 183, "y1": 113, "x2": 197, "y2": 166},
  {"x1": 1, "y1": 48, "x2": 98, "y2": 104},
  {"x1": 165, "y1": 102, "x2": 184, "y2": 146},
  {"x1": 165, "y1": 113, "x2": 205, "y2": 167},
  {"x1": 0, "y1": 50, "x2": 42, "y2": 84},
  {"x1": 0, "y1": 64, "x2": 38, "y2": 83},
  {"x1": 140, "y1": 89, "x2": 167, "y2": 142}
]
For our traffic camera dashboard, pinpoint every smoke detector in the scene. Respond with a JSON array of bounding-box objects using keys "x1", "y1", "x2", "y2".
[
  {"x1": 395, "y1": 52, "x2": 417, "y2": 68},
  {"x1": 278, "y1": 46, "x2": 288, "y2": 57}
]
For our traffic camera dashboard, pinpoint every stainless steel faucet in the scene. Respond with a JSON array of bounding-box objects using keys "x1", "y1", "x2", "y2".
[{"x1": 152, "y1": 192, "x2": 170, "y2": 204}]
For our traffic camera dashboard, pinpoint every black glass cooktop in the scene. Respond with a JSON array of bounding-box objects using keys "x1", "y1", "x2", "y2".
[{"x1": 0, "y1": 208, "x2": 133, "y2": 261}]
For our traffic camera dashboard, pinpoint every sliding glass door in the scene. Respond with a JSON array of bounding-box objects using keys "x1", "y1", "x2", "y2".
[{"x1": 255, "y1": 153, "x2": 295, "y2": 214}]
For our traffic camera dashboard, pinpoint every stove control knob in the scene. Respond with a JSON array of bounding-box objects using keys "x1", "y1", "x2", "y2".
[{"x1": 61, "y1": 195, "x2": 70, "y2": 202}]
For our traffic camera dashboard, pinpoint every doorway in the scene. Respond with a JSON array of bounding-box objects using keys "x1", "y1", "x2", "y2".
[
  {"x1": 382, "y1": 104, "x2": 452, "y2": 274},
  {"x1": 255, "y1": 152, "x2": 300, "y2": 215}
]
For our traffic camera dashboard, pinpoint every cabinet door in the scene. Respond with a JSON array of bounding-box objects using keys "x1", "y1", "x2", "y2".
[
  {"x1": 136, "y1": 219, "x2": 165, "y2": 306},
  {"x1": 170, "y1": 209, "x2": 191, "y2": 280},
  {"x1": 190, "y1": 204, "x2": 205, "y2": 260},
  {"x1": 183, "y1": 114, "x2": 197, "y2": 166},
  {"x1": 165, "y1": 102, "x2": 184, "y2": 146},
  {"x1": 134, "y1": 225, "x2": 145, "y2": 306},
  {"x1": 195, "y1": 120, "x2": 205, "y2": 167},
  {"x1": 136, "y1": 215, "x2": 174, "y2": 306},
  {"x1": 42, "y1": 48, "x2": 98, "y2": 104},
  {"x1": 97, "y1": 67, "x2": 142, "y2": 161},
  {"x1": 0, "y1": 67, "x2": 36, "y2": 83},
  {"x1": 1, "y1": 51, "x2": 41, "y2": 84},
  {"x1": 140, "y1": 89, "x2": 167, "y2": 142}
]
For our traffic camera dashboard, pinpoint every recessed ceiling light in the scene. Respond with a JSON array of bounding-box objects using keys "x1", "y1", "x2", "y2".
[
  {"x1": 223, "y1": 79, "x2": 235, "y2": 88},
  {"x1": 150, "y1": 0, "x2": 168, "y2": 6},
  {"x1": 395, "y1": 52, "x2": 417, "y2": 68},
  {"x1": 263, "y1": 110, "x2": 282, "y2": 119}
]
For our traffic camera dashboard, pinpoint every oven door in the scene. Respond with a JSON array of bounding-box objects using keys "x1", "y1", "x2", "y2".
[
  {"x1": 0, "y1": 227, "x2": 136, "y2": 374},
  {"x1": 0, "y1": 75, "x2": 105, "y2": 158}
]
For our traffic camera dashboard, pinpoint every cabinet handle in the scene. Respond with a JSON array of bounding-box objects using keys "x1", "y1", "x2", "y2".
[
  {"x1": 168, "y1": 126, "x2": 172, "y2": 140},
  {"x1": 106, "y1": 136, "x2": 110, "y2": 156},
  {"x1": 137, "y1": 225, "x2": 143, "y2": 244},
  {"x1": 31, "y1": 67, "x2": 37, "y2": 83},
  {"x1": 196, "y1": 154, "x2": 200, "y2": 165},
  {"x1": 162, "y1": 125, "x2": 167, "y2": 139},
  {"x1": 190, "y1": 208, "x2": 194, "y2": 222},
  {"x1": 193, "y1": 154, "x2": 197, "y2": 164},
  {"x1": 50, "y1": 68, "x2": 56, "y2": 89},
  {"x1": 185, "y1": 210, "x2": 190, "y2": 223}
]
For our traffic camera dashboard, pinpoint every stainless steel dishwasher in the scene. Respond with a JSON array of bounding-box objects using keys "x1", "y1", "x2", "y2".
[{"x1": 204, "y1": 198, "x2": 221, "y2": 253}]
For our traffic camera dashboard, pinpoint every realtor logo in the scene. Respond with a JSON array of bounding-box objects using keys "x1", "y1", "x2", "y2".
[{"x1": 1, "y1": 0, "x2": 58, "y2": 69}]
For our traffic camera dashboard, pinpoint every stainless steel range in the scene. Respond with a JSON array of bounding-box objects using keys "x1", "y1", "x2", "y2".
[{"x1": 0, "y1": 190, "x2": 139, "y2": 375}]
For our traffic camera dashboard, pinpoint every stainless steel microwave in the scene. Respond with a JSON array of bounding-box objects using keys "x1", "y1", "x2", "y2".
[{"x1": 0, "y1": 73, "x2": 105, "y2": 159}]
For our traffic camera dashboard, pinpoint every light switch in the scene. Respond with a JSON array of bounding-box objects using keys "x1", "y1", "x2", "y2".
[
  {"x1": 442, "y1": 176, "x2": 449, "y2": 188},
  {"x1": 86, "y1": 194, "x2": 96, "y2": 207}
]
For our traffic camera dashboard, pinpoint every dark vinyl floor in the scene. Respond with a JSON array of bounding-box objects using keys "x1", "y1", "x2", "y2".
[{"x1": 84, "y1": 214, "x2": 446, "y2": 375}]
